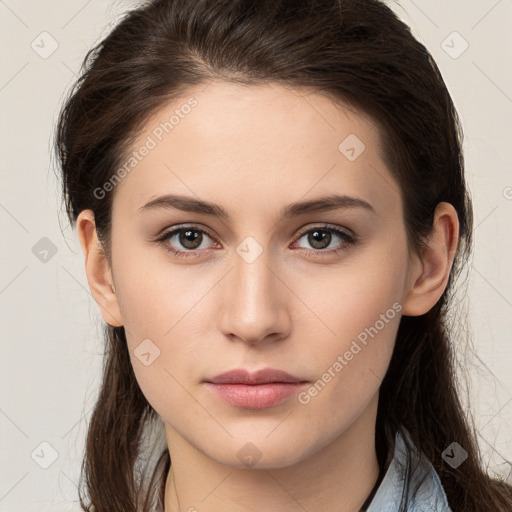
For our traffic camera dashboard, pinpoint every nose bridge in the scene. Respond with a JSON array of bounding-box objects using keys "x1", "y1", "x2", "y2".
[
  {"x1": 219, "y1": 239, "x2": 288, "y2": 343},
  {"x1": 236, "y1": 245, "x2": 275, "y2": 310}
]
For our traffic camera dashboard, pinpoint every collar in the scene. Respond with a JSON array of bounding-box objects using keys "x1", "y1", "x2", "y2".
[{"x1": 366, "y1": 428, "x2": 453, "y2": 512}]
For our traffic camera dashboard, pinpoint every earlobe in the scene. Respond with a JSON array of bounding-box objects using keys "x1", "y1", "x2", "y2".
[
  {"x1": 76, "y1": 210, "x2": 124, "y2": 327},
  {"x1": 402, "y1": 202, "x2": 460, "y2": 316}
]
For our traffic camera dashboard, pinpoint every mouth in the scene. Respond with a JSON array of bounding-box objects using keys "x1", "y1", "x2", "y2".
[{"x1": 204, "y1": 368, "x2": 309, "y2": 409}]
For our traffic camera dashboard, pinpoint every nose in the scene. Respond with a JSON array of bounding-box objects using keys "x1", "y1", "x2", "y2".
[{"x1": 218, "y1": 246, "x2": 291, "y2": 345}]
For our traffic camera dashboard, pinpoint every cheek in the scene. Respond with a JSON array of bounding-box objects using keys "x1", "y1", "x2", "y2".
[
  {"x1": 291, "y1": 244, "x2": 406, "y2": 412},
  {"x1": 292, "y1": 292, "x2": 401, "y2": 447},
  {"x1": 292, "y1": 241, "x2": 407, "y2": 354},
  {"x1": 111, "y1": 245, "x2": 219, "y2": 410},
  {"x1": 112, "y1": 238, "x2": 212, "y2": 339}
]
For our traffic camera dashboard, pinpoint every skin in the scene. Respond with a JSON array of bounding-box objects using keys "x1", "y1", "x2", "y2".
[{"x1": 77, "y1": 80, "x2": 459, "y2": 512}]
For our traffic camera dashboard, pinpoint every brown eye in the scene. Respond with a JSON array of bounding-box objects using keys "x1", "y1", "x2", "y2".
[
  {"x1": 156, "y1": 225, "x2": 217, "y2": 257},
  {"x1": 307, "y1": 229, "x2": 333, "y2": 250},
  {"x1": 178, "y1": 229, "x2": 203, "y2": 250},
  {"x1": 294, "y1": 225, "x2": 356, "y2": 255}
]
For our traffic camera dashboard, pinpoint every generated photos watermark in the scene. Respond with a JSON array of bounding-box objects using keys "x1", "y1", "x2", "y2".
[
  {"x1": 93, "y1": 97, "x2": 198, "y2": 200},
  {"x1": 298, "y1": 301, "x2": 402, "y2": 404}
]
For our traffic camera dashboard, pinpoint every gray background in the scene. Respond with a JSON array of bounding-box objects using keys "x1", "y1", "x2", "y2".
[{"x1": 1, "y1": 0, "x2": 511, "y2": 510}]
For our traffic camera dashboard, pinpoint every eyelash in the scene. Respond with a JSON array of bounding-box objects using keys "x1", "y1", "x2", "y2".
[{"x1": 155, "y1": 224, "x2": 356, "y2": 258}]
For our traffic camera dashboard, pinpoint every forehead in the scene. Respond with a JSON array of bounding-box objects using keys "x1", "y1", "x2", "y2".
[{"x1": 112, "y1": 80, "x2": 401, "y2": 221}]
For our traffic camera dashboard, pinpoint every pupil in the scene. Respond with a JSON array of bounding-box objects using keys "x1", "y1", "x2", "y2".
[
  {"x1": 181, "y1": 229, "x2": 201, "y2": 249},
  {"x1": 310, "y1": 230, "x2": 330, "y2": 249}
]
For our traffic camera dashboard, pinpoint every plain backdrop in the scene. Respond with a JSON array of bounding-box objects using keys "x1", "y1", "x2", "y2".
[{"x1": 1, "y1": 0, "x2": 511, "y2": 510}]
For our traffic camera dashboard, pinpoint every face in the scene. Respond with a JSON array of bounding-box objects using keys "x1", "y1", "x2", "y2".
[{"x1": 105, "y1": 81, "x2": 414, "y2": 468}]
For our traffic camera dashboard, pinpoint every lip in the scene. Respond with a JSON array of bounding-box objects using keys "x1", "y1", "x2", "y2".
[
  {"x1": 204, "y1": 368, "x2": 308, "y2": 409},
  {"x1": 206, "y1": 368, "x2": 305, "y2": 385}
]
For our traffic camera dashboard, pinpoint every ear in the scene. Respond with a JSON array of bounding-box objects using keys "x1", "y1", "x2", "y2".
[
  {"x1": 402, "y1": 202, "x2": 460, "y2": 316},
  {"x1": 76, "y1": 210, "x2": 124, "y2": 327}
]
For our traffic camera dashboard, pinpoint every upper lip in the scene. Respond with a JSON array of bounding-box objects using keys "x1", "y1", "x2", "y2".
[{"x1": 205, "y1": 368, "x2": 306, "y2": 385}]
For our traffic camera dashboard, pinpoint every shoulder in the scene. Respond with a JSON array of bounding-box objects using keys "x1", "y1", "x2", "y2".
[{"x1": 367, "y1": 428, "x2": 452, "y2": 512}]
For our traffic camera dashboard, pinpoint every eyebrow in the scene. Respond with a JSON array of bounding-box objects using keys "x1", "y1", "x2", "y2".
[{"x1": 138, "y1": 193, "x2": 376, "y2": 219}]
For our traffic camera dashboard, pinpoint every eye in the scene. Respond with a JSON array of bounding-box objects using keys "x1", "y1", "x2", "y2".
[
  {"x1": 292, "y1": 225, "x2": 356, "y2": 255},
  {"x1": 155, "y1": 223, "x2": 356, "y2": 258},
  {"x1": 155, "y1": 225, "x2": 218, "y2": 258}
]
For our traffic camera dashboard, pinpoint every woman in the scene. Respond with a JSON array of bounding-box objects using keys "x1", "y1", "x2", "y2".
[{"x1": 54, "y1": 0, "x2": 512, "y2": 510}]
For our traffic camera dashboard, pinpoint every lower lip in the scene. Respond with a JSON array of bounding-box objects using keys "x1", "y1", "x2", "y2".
[{"x1": 205, "y1": 382, "x2": 306, "y2": 409}]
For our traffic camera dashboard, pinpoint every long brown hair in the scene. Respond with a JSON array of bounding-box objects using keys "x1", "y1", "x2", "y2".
[{"x1": 54, "y1": 0, "x2": 512, "y2": 510}]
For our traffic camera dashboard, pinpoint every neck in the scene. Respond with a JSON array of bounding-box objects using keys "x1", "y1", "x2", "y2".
[{"x1": 164, "y1": 394, "x2": 380, "y2": 512}]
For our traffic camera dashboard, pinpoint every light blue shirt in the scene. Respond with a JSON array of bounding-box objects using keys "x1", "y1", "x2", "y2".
[{"x1": 366, "y1": 429, "x2": 453, "y2": 511}]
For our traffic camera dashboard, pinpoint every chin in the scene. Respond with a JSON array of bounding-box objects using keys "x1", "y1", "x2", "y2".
[{"x1": 202, "y1": 435, "x2": 320, "y2": 470}]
